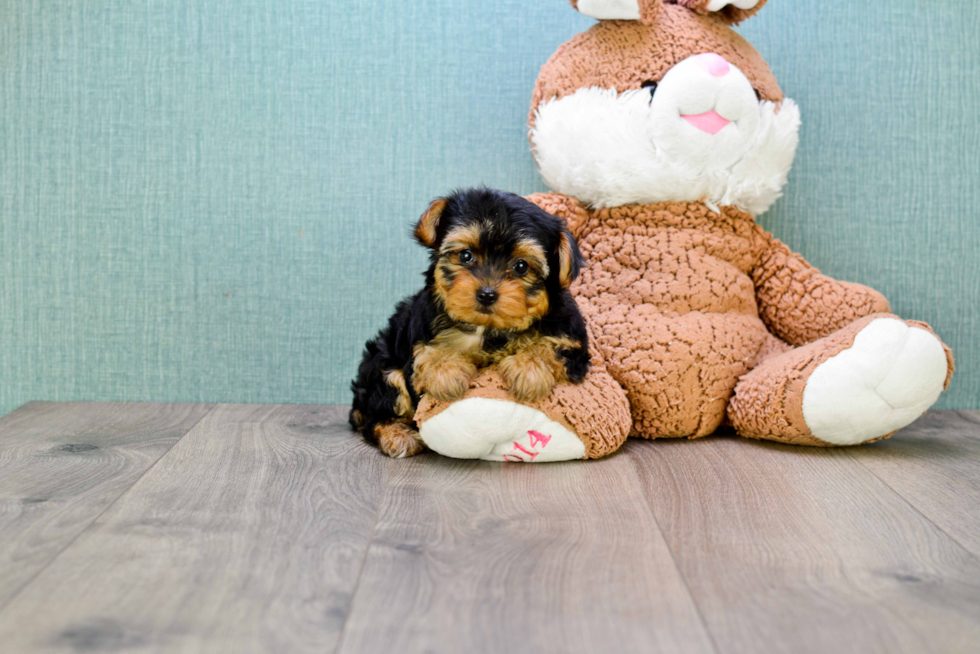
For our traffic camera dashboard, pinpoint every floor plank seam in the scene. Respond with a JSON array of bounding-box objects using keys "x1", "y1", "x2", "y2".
[
  {"x1": 331, "y1": 454, "x2": 394, "y2": 654},
  {"x1": 844, "y1": 447, "x2": 980, "y2": 564},
  {"x1": 625, "y1": 448, "x2": 724, "y2": 654},
  {"x1": 0, "y1": 403, "x2": 218, "y2": 618}
]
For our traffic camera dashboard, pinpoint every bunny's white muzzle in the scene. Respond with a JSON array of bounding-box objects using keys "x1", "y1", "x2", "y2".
[{"x1": 531, "y1": 54, "x2": 800, "y2": 214}]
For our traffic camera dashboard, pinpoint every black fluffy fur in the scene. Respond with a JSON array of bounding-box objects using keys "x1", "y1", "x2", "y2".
[{"x1": 349, "y1": 187, "x2": 589, "y2": 447}]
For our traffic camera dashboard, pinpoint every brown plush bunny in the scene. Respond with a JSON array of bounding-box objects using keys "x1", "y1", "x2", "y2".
[{"x1": 414, "y1": 0, "x2": 954, "y2": 461}]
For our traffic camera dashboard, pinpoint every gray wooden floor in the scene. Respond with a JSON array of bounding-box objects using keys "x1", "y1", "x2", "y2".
[{"x1": 0, "y1": 403, "x2": 978, "y2": 653}]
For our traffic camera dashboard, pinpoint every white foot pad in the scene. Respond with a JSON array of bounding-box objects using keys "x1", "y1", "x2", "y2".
[
  {"x1": 802, "y1": 319, "x2": 948, "y2": 445},
  {"x1": 419, "y1": 398, "x2": 586, "y2": 462}
]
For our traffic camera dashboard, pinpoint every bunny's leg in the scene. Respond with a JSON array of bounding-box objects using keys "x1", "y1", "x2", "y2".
[
  {"x1": 414, "y1": 351, "x2": 631, "y2": 462},
  {"x1": 728, "y1": 315, "x2": 953, "y2": 446}
]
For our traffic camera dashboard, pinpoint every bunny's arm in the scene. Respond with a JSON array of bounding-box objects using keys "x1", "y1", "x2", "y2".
[{"x1": 751, "y1": 229, "x2": 890, "y2": 346}]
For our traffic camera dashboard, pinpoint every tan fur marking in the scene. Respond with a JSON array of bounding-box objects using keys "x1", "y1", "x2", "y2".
[
  {"x1": 498, "y1": 337, "x2": 572, "y2": 402},
  {"x1": 384, "y1": 369, "x2": 414, "y2": 418},
  {"x1": 488, "y1": 332, "x2": 580, "y2": 365},
  {"x1": 557, "y1": 231, "x2": 575, "y2": 288},
  {"x1": 441, "y1": 272, "x2": 490, "y2": 326},
  {"x1": 439, "y1": 223, "x2": 482, "y2": 255},
  {"x1": 434, "y1": 224, "x2": 555, "y2": 331},
  {"x1": 375, "y1": 421, "x2": 426, "y2": 459},
  {"x1": 513, "y1": 239, "x2": 549, "y2": 278},
  {"x1": 524, "y1": 287, "x2": 550, "y2": 323},
  {"x1": 420, "y1": 325, "x2": 489, "y2": 367},
  {"x1": 413, "y1": 342, "x2": 479, "y2": 402},
  {"x1": 433, "y1": 263, "x2": 455, "y2": 310},
  {"x1": 415, "y1": 198, "x2": 447, "y2": 247},
  {"x1": 490, "y1": 279, "x2": 536, "y2": 331},
  {"x1": 441, "y1": 272, "x2": 547, "y2": 332}
]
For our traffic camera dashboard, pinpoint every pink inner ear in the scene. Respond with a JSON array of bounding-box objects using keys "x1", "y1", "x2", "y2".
[{"x1": 681, "y1": 111, "x2": 731, "y2": 135}]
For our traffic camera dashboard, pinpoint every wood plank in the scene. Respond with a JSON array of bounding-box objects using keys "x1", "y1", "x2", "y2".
[
  {"x1": 337, "y1": 451, "x2": 717, "y2": 654},
  {"x1": 627, "y1": 434, "x2": 980, "y2": 654},
  {"x1": 847, "y1": 411, "x2": 980, "y2": 558},
  {"x1": 0, "y1": 402, "x2": 212, "y2": 610},
  {"x1": 0, "y1": 404, "x2": 391, "y2": 653}
]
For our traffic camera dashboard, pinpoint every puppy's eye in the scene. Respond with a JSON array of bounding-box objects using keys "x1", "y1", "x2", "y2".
[
  {"x1": 458, "y1": 250, "x2": 473, "y2": 264},
  {"x1": 513, "y1": 259, "x2": 529, "y2": 277}
]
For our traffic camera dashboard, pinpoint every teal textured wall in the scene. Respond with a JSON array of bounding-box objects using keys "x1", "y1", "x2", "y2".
[{"x1": 1, "y1": 0, "x2": 978, "y2": 416}]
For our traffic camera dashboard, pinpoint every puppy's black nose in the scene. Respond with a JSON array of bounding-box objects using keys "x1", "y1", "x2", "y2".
[{"x1": 476, "y1": 288, "x2": 498, "y2": 307}]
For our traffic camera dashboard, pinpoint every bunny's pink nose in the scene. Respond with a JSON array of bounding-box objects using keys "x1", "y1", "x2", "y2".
[{"x1": 694, "y1": 53, "x2": 730, "y2": 77}]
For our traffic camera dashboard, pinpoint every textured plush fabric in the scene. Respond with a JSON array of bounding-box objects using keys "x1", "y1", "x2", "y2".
[
  {"x1": 529, "y1": 194, "x2": 925, "y2": 442},
  {"x1": 415, "y1": 0, "x2": 954, "y2": 452},
  {"x1": 729, "y1": 315, "x2": 955, "y2": 446},
  {"x1": 0, "y1": 0, "x2": 978, "y2": 417},
  {"x1": 530, "y1": 6, "x2": 784, "y2": 125},
  {"x1": 753, "y1": 236, "x2": 892, "y2": 345},
  {"x1": 416, "y1": 324, "x2": 631, "y2": 459}
]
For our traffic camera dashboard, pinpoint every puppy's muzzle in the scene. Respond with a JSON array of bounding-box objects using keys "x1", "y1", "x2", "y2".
[{"x1": 476, "y1": 287, "x2": 498, "y2": 307}]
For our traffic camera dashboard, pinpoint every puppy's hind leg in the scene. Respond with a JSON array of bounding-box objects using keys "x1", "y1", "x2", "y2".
[
  {"x1": 385, "y1": 369, "x2": 415, "y2": 419},
  {"x1": 374, "y1": 369, "x2": 425, "y2": 458},
  {"x1": 375, "y1": 421, "x2": 426, "y2": 459}
]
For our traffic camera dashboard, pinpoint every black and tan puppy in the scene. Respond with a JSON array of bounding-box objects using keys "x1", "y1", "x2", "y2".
[{"x1": 349, "y1": 188, "x2": 589, "y2": 458}]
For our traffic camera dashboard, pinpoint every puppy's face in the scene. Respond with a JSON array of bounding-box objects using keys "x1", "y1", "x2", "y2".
[
  {"x1": 434, "y1": 220, "x2": 549, "y2": 331},
  {"x1": 415, "y1": 190, "x2": 580, "y2": 331}
]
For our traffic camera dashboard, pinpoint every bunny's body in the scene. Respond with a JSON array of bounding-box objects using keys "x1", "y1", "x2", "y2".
[{"x1": 414, "y1": 0, "x2": 953, "y2": 460}]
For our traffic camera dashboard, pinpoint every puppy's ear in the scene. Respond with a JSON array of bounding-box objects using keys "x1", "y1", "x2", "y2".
[
  {"x1": 557, "y1": 228, "x2": 583, "y2": 289},
  {"x1": 414, "y1": 198, "x2": 447, "y2": 248}
]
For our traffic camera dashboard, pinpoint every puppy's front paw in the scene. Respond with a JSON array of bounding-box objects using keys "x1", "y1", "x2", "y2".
[
  {"x1": 500, "y1": 354, "x2": 557, "y2": 402},
  {"x1": 376, "y1": 421, "x2": 426, "y2": 459},
  {"x1": 424, "y1": 369, "x2": 473, "y2": 402},
  {"x1": 413, "y1": 349, "x2": 477, "y2": 402}
]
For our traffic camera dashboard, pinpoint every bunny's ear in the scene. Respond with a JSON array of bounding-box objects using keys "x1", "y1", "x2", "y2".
[
  {"x1": 569, "y1": 0, "x2": 663, "y2": 25},
  {"x1": 673, "y1": 0, "x2": 768, "y2": 25}
]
